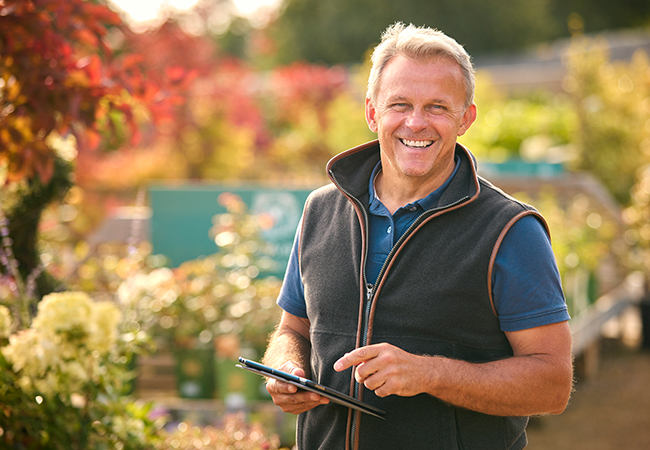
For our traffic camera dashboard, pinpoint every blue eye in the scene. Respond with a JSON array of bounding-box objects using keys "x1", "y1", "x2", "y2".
[{"x1": 428, "y1": 104, "x2": 448, "y2": 113}]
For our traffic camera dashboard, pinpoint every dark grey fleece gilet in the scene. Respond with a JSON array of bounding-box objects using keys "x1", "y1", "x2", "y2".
[{"x1": 296, "y1": 141, "x2": 546, "y2": 450}]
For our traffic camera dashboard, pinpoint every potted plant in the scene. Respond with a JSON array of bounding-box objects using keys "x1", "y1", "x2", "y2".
[{"x1": 116, "y1": 193, "x2": 281, "y2": 399}]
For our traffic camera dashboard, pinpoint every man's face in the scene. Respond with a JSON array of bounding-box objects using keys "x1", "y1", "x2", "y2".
[{"x1": 366, "y1": 55, "x2": 476, "y2": 189}]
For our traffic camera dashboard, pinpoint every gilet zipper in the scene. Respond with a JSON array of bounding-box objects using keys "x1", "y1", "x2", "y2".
[
  {"x1": 330, "y1": 168, "x2": 470, "y2": 450},
  {"x1": 350, "y1": 196, "x2": 470, "y2": 450}
]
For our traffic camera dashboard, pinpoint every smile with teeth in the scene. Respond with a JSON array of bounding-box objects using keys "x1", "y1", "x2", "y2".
[{"x1": 401, "y1": 139, "x2": 434, "y2": 148}]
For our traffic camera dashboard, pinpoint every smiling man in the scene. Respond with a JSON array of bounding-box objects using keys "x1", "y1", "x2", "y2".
[
  {"x1": 262, "y1": 22, "x2": 573, "y2": 450},
  {"x1": 365, "y1": 53, "x2": 476, "y2": 214}
]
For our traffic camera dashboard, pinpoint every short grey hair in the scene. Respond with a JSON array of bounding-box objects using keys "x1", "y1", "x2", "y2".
[{"x1": 367, "y1": 22, "x2": 475, "y2": 109}]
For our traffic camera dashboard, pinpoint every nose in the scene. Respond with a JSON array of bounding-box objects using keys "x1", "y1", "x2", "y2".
[{"x1": 404, "y1": 109, "x2": 428, "y2": 132}]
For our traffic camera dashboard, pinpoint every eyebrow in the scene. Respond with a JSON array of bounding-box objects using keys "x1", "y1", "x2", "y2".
[
  {"x1": 384, "y1": 95, "x2": 451, "y2": 106},
  {"x1": 383, "y1": 95, "x2": 408, "y2": 103}
]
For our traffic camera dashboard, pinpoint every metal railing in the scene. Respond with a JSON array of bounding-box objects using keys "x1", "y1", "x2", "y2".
[{"x1": 570, "y1": 271, "x2": 645, "y2": 356}]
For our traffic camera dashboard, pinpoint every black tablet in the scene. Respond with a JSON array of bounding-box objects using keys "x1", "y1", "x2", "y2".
[{"x1": 236, "y1": 357, "x2": 386, "y2": 419}]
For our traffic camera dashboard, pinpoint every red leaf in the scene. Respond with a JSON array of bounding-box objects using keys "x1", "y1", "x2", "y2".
[
  {"x1": 73, "y1": 28, "x2": 99, "y2": 48},
  {"x1": 85, "y1": 55, "x2": 102, "y2": 86},
  {"x1": 164, "y1": 66, "x2": 186, "y2": 83},
  {"x1": 79, "y1": 128, "x2": 102, "y2": 152}
]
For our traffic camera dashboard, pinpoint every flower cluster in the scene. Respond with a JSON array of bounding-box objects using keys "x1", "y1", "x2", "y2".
[
  {"x1": 116, "y1": 194, "x2": 282, "y2": 353},
  {"x1": 161, "y1": 414, "x2": 282, "y2": 450},
  {"x1": 116, "y1": 244, "x2": 281, "y2": 353},
  {"x1": 0, "y1": 194, "x2": 284, "y2": 446},
  {"x1": 2, "y1": 291, "x2": 121, "y2": 396}
]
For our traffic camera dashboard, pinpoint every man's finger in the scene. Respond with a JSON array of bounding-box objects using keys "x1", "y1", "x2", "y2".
[
  {"x1": 333, "y1": 346, "x2": 378, "y2": 372},
  {"x1": 267, "y1": 377, "x2": 298, "y2": 394}
]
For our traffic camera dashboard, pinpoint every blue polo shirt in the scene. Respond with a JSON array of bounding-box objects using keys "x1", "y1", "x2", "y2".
[{"x1": 277, "y1": 160, "x2": 570, "y2": 332}]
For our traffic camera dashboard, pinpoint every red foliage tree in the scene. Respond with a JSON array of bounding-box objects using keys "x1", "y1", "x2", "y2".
[
  {"x1": 128, "y1": 21, "x2": 270, "y2": 147},
  {"x1": 0, "y1": 0, "x2": 181, "y2": 184},
  {"x1": 270, "y1": 62, "x2": 348, "y2": 129},
  {"x1": 85, "y1": 21, "x2": 272, "y2": 183},
  {"x1": 0, "y1": 0, "x2": 187, "y2": 299}
]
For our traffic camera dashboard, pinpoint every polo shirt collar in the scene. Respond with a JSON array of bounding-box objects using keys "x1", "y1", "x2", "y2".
[{"x1": 368, "y1": 155, "x2": 461, "y2": 213}]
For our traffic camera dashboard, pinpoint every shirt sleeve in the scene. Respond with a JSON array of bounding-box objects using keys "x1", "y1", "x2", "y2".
[
  {"x1": 492, "y1": 214, "x2": 571, "y2": 332},
  {"x1": 276, "y1": 220, "x2": 308, "y2": 318}
]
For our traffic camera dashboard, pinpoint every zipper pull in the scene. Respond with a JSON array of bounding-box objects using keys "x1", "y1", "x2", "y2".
[{"x1": 366, "y1": 283, "x2": 373, "y2": 300}]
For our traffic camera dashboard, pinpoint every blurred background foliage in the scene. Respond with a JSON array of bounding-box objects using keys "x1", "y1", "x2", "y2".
[
  {"x1": 564, "y1": 38, "x2": 650, "y2": 205},
  {"x1": 1, "y1": 0, "x2": 650, "y2": 447},
  {"x1": 459, "y1": 74, "x2": 578, "y2": 163},
  {"x1": 259, "y1": 0, "x2": 650, "y2": 65},
  {"x1": 1, "y1": 0, "x2": 649, "y2": 354}
]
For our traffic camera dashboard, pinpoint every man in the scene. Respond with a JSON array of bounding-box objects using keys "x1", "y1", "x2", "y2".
[{"x1": 262, "y1": 22, "x2": 573, "y2": 450}]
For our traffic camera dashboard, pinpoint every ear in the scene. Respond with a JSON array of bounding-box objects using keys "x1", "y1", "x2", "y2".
[
  {"x1": 457, "y1": 103, "x2": 477, "y2": 137},
  {"x1": 365, "y1": 97, "x2": 378, "y2": 133}
]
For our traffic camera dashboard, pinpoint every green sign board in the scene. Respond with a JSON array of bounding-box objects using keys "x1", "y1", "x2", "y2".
[
  {"x1": 478, "y1": 160, "x2": 564, "y2": 178},
  {"x1": 149, "y1": 185, "x2": 314, "y2": 277}
]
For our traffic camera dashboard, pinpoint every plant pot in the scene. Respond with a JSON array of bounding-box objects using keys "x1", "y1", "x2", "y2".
[
  {"x1": 215, "y1": 358, "x2": 266, "y2": 403},
  {"x1": 174, "y1": 348, "x2": 215, "y2": 399}
]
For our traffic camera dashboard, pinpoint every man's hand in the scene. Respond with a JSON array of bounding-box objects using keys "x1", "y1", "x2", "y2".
[
  {"x1": 262, "y1": 311, "x2": 326, "y2": 415},
  {"x1": 333, "y1": 321, "x2": 573, "y2": 417},
  {"x1": 333, "y1": 343, "x2": 428, "y2": 398},
  {"x1": 265, "y1": 360, "x2": 329, "y2": 415}
]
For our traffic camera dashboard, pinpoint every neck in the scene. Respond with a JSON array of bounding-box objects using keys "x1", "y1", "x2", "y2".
[{"x1": 376, "y1": 158, "x2": 455, "y2": 214}]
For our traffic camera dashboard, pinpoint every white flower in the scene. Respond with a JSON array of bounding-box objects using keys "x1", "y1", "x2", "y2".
[
  {"x1": 32, "y1": 291, "x2": 93, "y2": 342},
  {"x1": 147, "y1": 267, "x2": 174, "y2": 287},
  {"x1": 117, "y1": 268, "x2": 174, "y2": 307},
  {"x1": 117, "y1": 274, "x2": 150, "y2": 307},
  {"x1": 63, "y1": 360, "x2": 91, "y2": 387},
  {"x1": 3, "y1": 291, "x2": 122, "y2": 395},
  {"x1": 70, "y1": 393, "x2": 87, "y2": 409},
  {"x1": 0, "y1": 305, "x2": 12, "y2": 339},
  {"x1": 3, "y1": 329, "x2": 49, "y2": 393},
  {"x1": 3, "y1": 329, "x2": 43, "y2": 374},
  {"x1": 88, "y1": 301, "x2": 121, "y2": 354}
]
